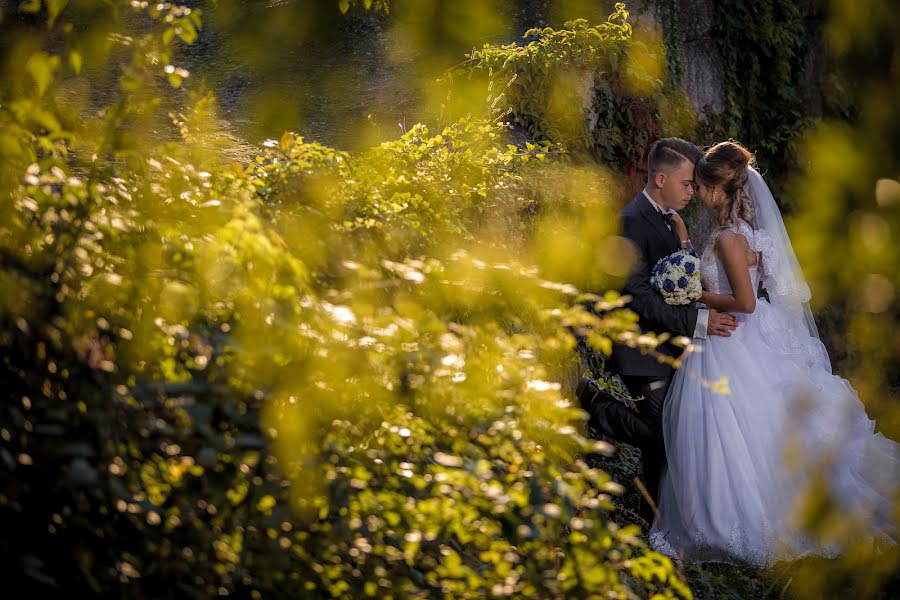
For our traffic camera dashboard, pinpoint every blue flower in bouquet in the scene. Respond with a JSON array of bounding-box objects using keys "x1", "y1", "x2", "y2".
[{"x1": 650, "y1": 250, "x2": 703, "y2": 306}]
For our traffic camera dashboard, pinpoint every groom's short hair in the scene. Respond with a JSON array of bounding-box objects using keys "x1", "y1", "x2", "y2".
[{"x1": 647, "y1": 138, "x2": 702, "y2": 178}]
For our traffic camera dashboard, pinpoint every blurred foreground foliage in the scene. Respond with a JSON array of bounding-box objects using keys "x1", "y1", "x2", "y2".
[
  {"x1": 780, "y1": 0, "x2": 900, "y2": 595},
  {"x1": 0, "y1": 1, "x2": 689, "y2": 597}
]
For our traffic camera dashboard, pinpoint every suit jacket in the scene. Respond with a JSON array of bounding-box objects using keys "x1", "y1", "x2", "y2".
[{"x1": 608, "y1": 191, "x2": 699, "y2": 377}]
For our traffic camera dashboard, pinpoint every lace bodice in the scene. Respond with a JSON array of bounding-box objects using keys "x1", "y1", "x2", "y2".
[
  {"x1": 700, "y1": 220, "x2": 761, "y2": 295},
  {"x1": 701, "y1": 219, "x2": 831, "y2": 370}
]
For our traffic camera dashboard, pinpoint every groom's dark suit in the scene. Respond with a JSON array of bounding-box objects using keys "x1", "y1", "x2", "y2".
[{"x1": 592, "y1": 191, "x2": 700, "y2": 507}]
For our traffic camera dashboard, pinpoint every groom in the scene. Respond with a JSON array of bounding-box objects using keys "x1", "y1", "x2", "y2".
[{"x1": 578, "y1": 137, "x2": 737, "y2": 520}]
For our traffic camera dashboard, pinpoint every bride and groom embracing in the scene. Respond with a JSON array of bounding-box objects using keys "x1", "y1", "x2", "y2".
[{"x1": 577, "y1": 138, "x2": 899, "y2": 566}]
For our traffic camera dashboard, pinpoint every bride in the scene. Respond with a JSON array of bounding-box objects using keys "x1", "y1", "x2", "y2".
[{"x1": 649, "y1": 140, "x2": 899, "y2": 565}]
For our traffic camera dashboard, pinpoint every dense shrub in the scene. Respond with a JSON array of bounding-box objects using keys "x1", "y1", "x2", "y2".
[{"x1": 0, "y1": 2, "x2": 688, "y2": 597}]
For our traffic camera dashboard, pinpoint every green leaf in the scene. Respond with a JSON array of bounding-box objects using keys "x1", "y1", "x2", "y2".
[
  {"x1": 25, "y1": 51, "x2": 61, "y2": 97},
  {"x1": 176, "y1": 22, "x2": 197, "y2": 45},
  {"x1": 31, "y1": 106, "x2": 63, "y2": 134},
  {"x1": 339, "y1": 0, "x2": 350, "y2": 14}
]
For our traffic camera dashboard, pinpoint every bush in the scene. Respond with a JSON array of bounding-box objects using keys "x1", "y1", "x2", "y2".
[{"x1": 0, "y1": 2, "x2": 688, "y2": 597}]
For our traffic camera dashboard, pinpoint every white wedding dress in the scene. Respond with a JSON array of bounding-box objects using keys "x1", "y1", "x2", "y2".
[{"x1": 649, "y1": 181, "x2": 899, "y2": 566}]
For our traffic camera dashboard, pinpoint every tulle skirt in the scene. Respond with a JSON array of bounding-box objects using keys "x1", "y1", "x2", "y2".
[{"x1": 649, "y1": 299, "x2": 899, "y2": 565}]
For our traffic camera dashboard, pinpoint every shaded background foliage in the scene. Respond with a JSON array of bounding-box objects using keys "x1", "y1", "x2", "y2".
[{"x1": 0, "y1": 0, "x2": 898, "y2": 598}]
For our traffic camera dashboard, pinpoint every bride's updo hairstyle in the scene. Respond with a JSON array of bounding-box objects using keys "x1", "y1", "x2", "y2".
[{"x1": 695, "y1": 140, "x2": 756, "y2": 228}]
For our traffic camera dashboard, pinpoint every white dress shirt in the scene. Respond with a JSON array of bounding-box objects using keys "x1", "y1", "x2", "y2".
[{"x1": 642, "y1": 189, "x2": 676, "y2": 228}]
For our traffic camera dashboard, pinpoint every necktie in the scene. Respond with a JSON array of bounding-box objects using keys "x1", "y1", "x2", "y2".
[{"x1": 661, "y1": 211, "x2": 673, "y2": 229}]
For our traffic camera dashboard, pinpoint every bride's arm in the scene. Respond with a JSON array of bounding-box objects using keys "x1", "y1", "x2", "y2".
[
  {"x1": 670, "y1": 213, "x2": 691, "y2": 250},
  {"x1": 700, "y1": 232, "x2": 757, "y2": 313}
]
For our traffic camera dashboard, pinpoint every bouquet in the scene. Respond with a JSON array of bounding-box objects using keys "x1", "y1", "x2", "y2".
[{"x1": 651, "y1": 249, "x2": 702, "y2": 305}]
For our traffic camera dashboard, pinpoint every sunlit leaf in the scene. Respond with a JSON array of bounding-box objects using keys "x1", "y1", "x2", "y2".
[
  {"x1": 46, "y1": 0, "x2": 67, "y2": 27},
  {"x1": 25, "y1": 51, "x2": 61, "y2": 97}
]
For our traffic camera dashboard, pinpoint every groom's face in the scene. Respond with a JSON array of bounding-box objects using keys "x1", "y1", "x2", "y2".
[{"x1": 659, "y1": 160, "x2": 696, "y2": 211}]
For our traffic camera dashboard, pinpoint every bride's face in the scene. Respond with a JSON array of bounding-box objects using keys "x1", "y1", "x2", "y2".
[{"x1": 696, "y1": 181, "x2": 717, "y2": 211}]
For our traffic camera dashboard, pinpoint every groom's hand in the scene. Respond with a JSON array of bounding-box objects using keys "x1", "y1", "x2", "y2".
[{"x1": 708, "y1": 309, "x2": 738, "y2": 337}]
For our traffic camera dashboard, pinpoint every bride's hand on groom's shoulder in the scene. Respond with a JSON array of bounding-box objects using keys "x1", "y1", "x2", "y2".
[{"x1": 708, "y1": 309, "x2": 738, "y2": 337}]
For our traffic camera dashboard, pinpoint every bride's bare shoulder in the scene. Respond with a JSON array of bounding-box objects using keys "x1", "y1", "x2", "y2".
[{"x1": 715, "y1": 230, "x2": 756, "y2": 267}]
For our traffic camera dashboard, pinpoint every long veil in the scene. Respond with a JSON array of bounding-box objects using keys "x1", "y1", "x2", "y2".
[{"x1": 746, "y1": 167, "x2": 832, "y2": 372}]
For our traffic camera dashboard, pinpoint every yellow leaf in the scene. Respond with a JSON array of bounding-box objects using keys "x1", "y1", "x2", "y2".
[
  {"x1": 279, "y1": 130, "x2": 293, "y2": 152},
  {"x1": 69, "y1": 49, "x2": 81, "y2": 74},
  {"x1": 46, "y1": 0, "x2": 67, "y2": 27},
  {"x1": 256, "y1": 495, "x2": 276, "y2": 512},
  {"x1": 20, "y1": 0, "x2": 41, "y2": 14},
  {"x1": 596, "y1": 336, "x2": 612, "y2": 356}
]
